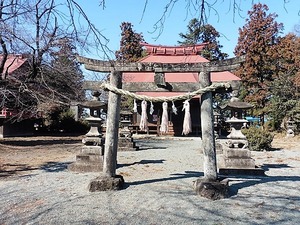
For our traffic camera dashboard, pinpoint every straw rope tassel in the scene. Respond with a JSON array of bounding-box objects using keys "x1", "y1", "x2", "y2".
[
  {"x1": 160, "y1": 102, "x2": 169, "y2": 134},
  {"x1": 133, "y1": 99, "x2": 137, "y2": 112},
  {"x1": 182, "y1": 100, "x2": 192, "y2": 135},
  {"x1": 139, "y1": 100, "x2": 148, "y2": 132}
]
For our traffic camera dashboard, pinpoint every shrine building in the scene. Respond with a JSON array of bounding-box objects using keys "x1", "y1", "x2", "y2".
[{"x1": 123, "y1": 43, "x2": 241, "y2": 136}]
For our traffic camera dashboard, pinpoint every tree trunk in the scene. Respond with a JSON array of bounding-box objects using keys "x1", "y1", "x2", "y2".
[
  {"x1": 103, "y1": 71, "x2": 122, "y2": 177},
  {"x1": 199, "y1": 71, "x2": 217, "y2": 181}
]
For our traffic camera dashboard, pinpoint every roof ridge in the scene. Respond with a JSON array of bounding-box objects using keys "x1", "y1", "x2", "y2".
[{"x1": 141, "y1": 42, "x2": 208, "y2": 56}]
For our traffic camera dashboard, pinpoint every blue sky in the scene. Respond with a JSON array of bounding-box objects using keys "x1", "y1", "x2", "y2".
[{"x1": 76, "y1": 0, "x2": 299, "y2": 59}]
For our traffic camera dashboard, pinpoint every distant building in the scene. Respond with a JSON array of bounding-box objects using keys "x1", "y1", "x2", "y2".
[
  {"x1": 0, "y1": 54, "x2": 36, "y2": 137},
  {"x1": 123, "y1": 43, "x2": 241, "y2": 136}
]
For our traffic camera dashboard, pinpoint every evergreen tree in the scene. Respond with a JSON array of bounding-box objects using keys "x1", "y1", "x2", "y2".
[
  {"x1": 115, "y1": 22, "x2": 145, "y2": 63},
  {"x1": 269, "y1": 33, "x2": 300, "y2": 130},
  {"x1": 234, "y1": 3, "x2": 283, "y2": 124},
  {"x1": 178, "y1": 19, "x2": 228, "y2": 61},
  {"x1": 115, "y1": 22, "x2": 145, "y2": 111}
]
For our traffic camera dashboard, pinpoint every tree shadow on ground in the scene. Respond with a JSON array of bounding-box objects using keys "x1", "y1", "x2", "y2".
[
  {"x1": 117, "y1": 159, "x2": 166, "y2": 168},
  {"x1": 0, "y1": 161, "x2": 72, "y2": 178},
  {"x1": 123, "y1": 163, "x2": 300, "y2": 200},
  {"x1": 226, "y1": 163, "x2": 300, "y2": 197},
  {"x1": 0, "y1": 139, "x2": 81, "y2": 147},
  {"x1": 124, "y1": 170, "x2": 204, "y2": 187},
  {"x1": 40, "y1": 161, "x2": 72, "y2": 172}
]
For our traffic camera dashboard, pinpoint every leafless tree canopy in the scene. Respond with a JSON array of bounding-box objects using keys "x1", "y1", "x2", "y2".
[
  {"x1": 0, "y1": 0, "x2": 298, "y2": 120},
  {"x1": 0, "y1": 0, "x2": 112, "y2": 119}
]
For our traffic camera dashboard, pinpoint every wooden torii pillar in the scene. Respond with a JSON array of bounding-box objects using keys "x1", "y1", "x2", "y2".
[{"x1": 78, "y1": 56, "x2": 244, "y2": 197}]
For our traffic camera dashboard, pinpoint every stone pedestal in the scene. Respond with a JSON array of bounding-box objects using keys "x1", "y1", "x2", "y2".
[
  {"x1": 218, "y1": 118, "x2": 265, "y2": 176},
  {"x1": 118, "y1": 136, "x2": 137, "y2": 151},
  {"x1": 68, "y1": 142, "x2": 104, "y2": 172},
  {"x1": 219, "y1": 145, "x2": 264, "y2": 176},
  {"x1": 220, "y1": 147, "x2": 255, "y2": 168},
  {"x1": 68, "y1": 116, "x2": 104, "y2": 172}
]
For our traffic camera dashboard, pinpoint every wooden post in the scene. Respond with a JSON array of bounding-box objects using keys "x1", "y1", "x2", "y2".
[
  {"x1": 199, "y1": 71, "x2": 217, "y2": 181},
  {"x1": 103, "y1": 71, "x2": 122, "y2": 177}
]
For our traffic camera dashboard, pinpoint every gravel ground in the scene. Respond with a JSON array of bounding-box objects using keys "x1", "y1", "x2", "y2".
[{"x1": 0, "y1": 136, "x2": 300, "y2": 225}]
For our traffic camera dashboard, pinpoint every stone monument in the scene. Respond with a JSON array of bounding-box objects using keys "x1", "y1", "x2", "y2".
[
  {"x1": 68, "y1": 91, "x2": 107, "y2": 172},
  {"x1": 219, "y1": 94, "x2": 265, "y2": 175}
]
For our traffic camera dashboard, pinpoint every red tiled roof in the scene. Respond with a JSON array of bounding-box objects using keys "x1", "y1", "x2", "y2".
[
  {"x1": 0, "y1": 54, "x2": 28, "y2": 77},
  {"x1": 211, "y1": 71, "x2": 241, "y2": 82},
  {"x1": 123, "y1": 43, "x2": 241, "y2": 96}
]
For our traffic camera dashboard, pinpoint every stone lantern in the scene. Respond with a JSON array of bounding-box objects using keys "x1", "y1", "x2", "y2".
[
  {"x1": 218, "y1": 94, "x2": 265, "y2": 175},
  {"x1": 286, "y1": 118, "x2": 295, "y2": 137},
  {"x1": 118, "y1": 110, "x2": 137, "y2": 151},
  {"x1": 68, "y1": 91, "x2": 107, "y2": 172}
]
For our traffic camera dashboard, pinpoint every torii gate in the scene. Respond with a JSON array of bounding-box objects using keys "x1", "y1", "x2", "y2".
[{"x1": 78, "y1": 55, "x2": 245, "y2": 199}]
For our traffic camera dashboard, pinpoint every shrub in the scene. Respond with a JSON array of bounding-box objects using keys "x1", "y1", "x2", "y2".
[
  {"x1": 44, "y1": 108, "x2": 89, "y2": 134},
  {"x1": 58, "y1": 110, "x2": 89, "y2": 133},
  {"x1": 242, "y1": 126, "x2": 274, "y2": 151}
]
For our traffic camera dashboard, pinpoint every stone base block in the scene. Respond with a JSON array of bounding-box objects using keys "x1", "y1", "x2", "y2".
[
  {"x1": 118, "y1": 137, "x2": 137, "y2": 151},
  {"x1": 223, "y1": 158, "x2": 255, "y2": 169},
  {"x1": 68, "y1": 153, "x2": 103, "y2": 172},
  {"x1": 193, "y1": 177, "x2": 229, "y2": 200},
  {"x1": 224, "y1": 149, "x2": 251, "y2": 158},
  {"x1": 89, "y1": 175, "x2": 124, "y2": 192},
  {"x1": 81, "y1": 146, "x2": 103, "y2": 155}
]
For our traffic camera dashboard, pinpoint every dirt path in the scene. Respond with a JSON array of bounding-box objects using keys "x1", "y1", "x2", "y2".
[
  {"x1": 0, "y1": 136, "x2": 83, "y2": 178},
  {"x1": 0, "y1": 134, "x2": 300, "y2": 224},
  {"x1": 0, "y1": 133, "x2": 299, "y2": 179}
]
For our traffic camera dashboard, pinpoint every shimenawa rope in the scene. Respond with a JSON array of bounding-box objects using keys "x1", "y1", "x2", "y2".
[{"x1": 100, "y1": 82, "x2": 230, "y2": 103}]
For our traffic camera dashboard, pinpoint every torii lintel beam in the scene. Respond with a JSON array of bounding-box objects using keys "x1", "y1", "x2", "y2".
[{"x1": 77, "y1": 55, "x2": 245, "y2": 73}]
